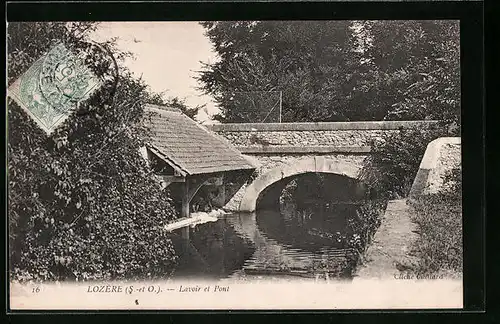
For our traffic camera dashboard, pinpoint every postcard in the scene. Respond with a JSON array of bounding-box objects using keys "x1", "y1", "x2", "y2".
[{"x1": 7, "y1": 19, "x2": 464, "y2": 310}]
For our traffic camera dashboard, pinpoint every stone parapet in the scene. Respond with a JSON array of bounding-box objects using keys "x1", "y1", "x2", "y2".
[
  {"x1": 409, "y1": 137, "x2": 461, "y2": 199},
  {"x1": 209, "y1": 121, "x2": 438, "y2": 148},
  {"x1": 238, "y1": 146, "x2": 371, "y2": 154},
  {"x1": 208, "y1": 120, "x2": 438, "y2": 132}
]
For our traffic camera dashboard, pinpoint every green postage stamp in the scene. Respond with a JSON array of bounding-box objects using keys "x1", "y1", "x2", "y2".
[{"x1": 8, "y1": 43, "x2": 101, "y2": 134}]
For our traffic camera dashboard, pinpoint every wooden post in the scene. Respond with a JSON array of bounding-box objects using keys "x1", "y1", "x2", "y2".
[
  {"x1": 180, "y1": 175, "x2": 212, "y2": 218},
  {"x1": 180, "y1": 180, "x2": 191, "y2": 251},
  {"x1": 181, "y1": 226, "x2": 190, "y2": 240},
  {"x1": 181, "y1": 180, "x2": 190, "y2": 218}
]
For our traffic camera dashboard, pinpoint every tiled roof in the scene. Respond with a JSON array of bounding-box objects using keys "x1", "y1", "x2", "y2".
[{"x1": 144, "y1": 104, "x2": 255, "y2": 176}]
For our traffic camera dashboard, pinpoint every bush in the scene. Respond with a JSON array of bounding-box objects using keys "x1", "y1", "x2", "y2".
[
  {"x1": 360, "y1": 125, "x2": 450, "y2": 200},
  {"x1": 404, "y1": 168, "x2": 462, "y2": 277},
  {"x1": 345, "y1": 200, "x2": 387, "y2": 264},
  {"x1": 408, "y1": 195, "x2": 462, "y2": 277},
  {"x1": 358, "y1": 123, "x2": 460, "y2": 275},
  {"x1": 8, "y1": 22, "x2": 179, "y2": 282}
]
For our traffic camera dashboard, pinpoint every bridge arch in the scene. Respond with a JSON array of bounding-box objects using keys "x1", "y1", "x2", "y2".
[{"x1": 239, "y1": 156, "x2": 363, "y2": 212}]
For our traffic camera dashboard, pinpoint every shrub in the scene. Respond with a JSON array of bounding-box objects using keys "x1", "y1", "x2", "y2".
[
  {"x1": 408, "y1": 194, "x2": 462, "y2": 277},
  {"x1": 345, "y1": 200, "x2": 387, "y2": 263},
  {"x1": 404, "y1": 168, "x2": 462, "y2": 277},
  {"x1": 360, "y1": 125, "x2": 450, "y2": 200}
]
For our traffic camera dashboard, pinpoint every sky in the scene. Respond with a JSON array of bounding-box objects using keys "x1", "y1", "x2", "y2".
[{"x1": 90, "y1": 22, "x2": 220, "y2": 123}]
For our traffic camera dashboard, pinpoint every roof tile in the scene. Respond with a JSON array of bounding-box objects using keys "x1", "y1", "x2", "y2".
[{"x1": 144, "y1": 104, "x2": 255, "y2": 176}]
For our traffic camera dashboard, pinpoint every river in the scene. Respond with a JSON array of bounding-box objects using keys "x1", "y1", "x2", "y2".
[{"x1": 169, "y1": 203, "x2": 363, "y2": 281}]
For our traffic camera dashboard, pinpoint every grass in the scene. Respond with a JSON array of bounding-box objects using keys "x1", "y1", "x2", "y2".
[{"x1": 407, "y1": 193, "x2": 462, "y2": 278}]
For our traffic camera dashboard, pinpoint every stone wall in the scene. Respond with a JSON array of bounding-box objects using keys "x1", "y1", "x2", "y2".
[
  {"x1": 208, "y1": 121, "x2": 438, "y2": 149},
  {"x1": 214, "y1": 129, "x2": 395, "y2": 147},
  {"x1": 249, "y1": 154, "x2": 367, "y2": 173}
]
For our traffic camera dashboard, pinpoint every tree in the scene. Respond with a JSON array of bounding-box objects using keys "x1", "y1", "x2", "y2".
[
  {"x1": 197, "y1": 21, "x2": 356, "y2": 122},
  {"x1": 356, "y1": 20, "x2": 460, "y2": 124},
  {"x1": 357, "y1": 21, "x2": 461, "y2": 199},
  {"x1": 8, "y1": 22, "x2": 179, "y2": 282},
  {"x1": 197, "y1": 21, "x2": 460, "y2": 125}
]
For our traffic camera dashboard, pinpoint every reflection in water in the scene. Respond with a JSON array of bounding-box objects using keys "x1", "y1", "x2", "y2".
[
  {"x1": 169, "y1": 173, "x2": 374, "y2": 280},
  {"x1": 170, "y1": 204, "x2": 360, "y2": 280},
  {"x1": 256, "y1": 204, "x2": 357, "y2": 251},
  {"x1": 170, "y1": 219, "x2": 256, "y2": 280}
]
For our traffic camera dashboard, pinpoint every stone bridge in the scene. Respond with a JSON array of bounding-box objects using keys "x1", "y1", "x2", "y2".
[{"x1": 207, "y1": 121, "x2": 437, "y2": 212}]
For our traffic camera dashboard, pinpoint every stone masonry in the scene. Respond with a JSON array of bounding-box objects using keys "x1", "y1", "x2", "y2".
[
  {"x1": 207, "y1": 121, "x2": 438, "y2": 212},
  {"x1": 409, "y1": 137, "x2": 461, "y2": 199},
  {"x1": 209, "y1": 121, "x2": 437, "y2": 148}
]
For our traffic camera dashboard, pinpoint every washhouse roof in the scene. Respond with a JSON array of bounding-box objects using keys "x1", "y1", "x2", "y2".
[{"x1": 144, "y1": 103, "x2": 255, "y2": 176}]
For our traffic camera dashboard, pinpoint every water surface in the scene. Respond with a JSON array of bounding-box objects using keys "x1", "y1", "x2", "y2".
[{"x1": 170, "y1": 204, "x2": 361, "y2": 281}]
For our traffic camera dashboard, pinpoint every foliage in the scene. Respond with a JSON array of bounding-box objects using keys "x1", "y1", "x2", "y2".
[
  {"x1": 406, "y1": 170, "x2": 463, "y2": 277},
  {"x1": 8, "y1": 22, "x2": 179, "y2": 282},
  {"x1": 345, "y1": 200, "x2": 387, "y2": 261},
  {"x1": 359, "y1": 16, "x2": 460, "y2": 197},
  {"x1": 153, "y1": 96, "x2": 204, "y2": 121},
  {"x1": 360, "y1": 126, "x2": 451, "y2": 200},
  {"x1": 197, "y1": 21, "x2": 354, "y2": 122},
  {"x1": 197, "y1": 20, "x2": 460, "y2": 124},
  {"x1": 363, "y1": 20, "x2": 460, "y2": 124}
]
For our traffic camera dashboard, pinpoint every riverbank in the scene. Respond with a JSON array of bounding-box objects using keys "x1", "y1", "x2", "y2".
[
  {"x1": 354, "y1": 137, "x2": 462, "y2": 280},
  {"x1": 353, "y1": 199, "x2": 419, "y2": 280},
  {"x1": 406, "y1": 194, "x2": 462, "y2": 278}
]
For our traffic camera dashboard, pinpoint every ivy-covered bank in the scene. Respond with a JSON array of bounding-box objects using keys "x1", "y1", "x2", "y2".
[{"x1": 8, "y1": 22, "x2": 179, "y2": 282}]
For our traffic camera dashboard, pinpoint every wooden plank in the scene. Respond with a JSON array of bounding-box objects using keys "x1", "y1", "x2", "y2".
[
  {"x1": 164, "y1": 214, "x2": 218, "y2": 232},
  {"x1": 159, "y1": 175, "x2": 186, "y2": 183}
]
